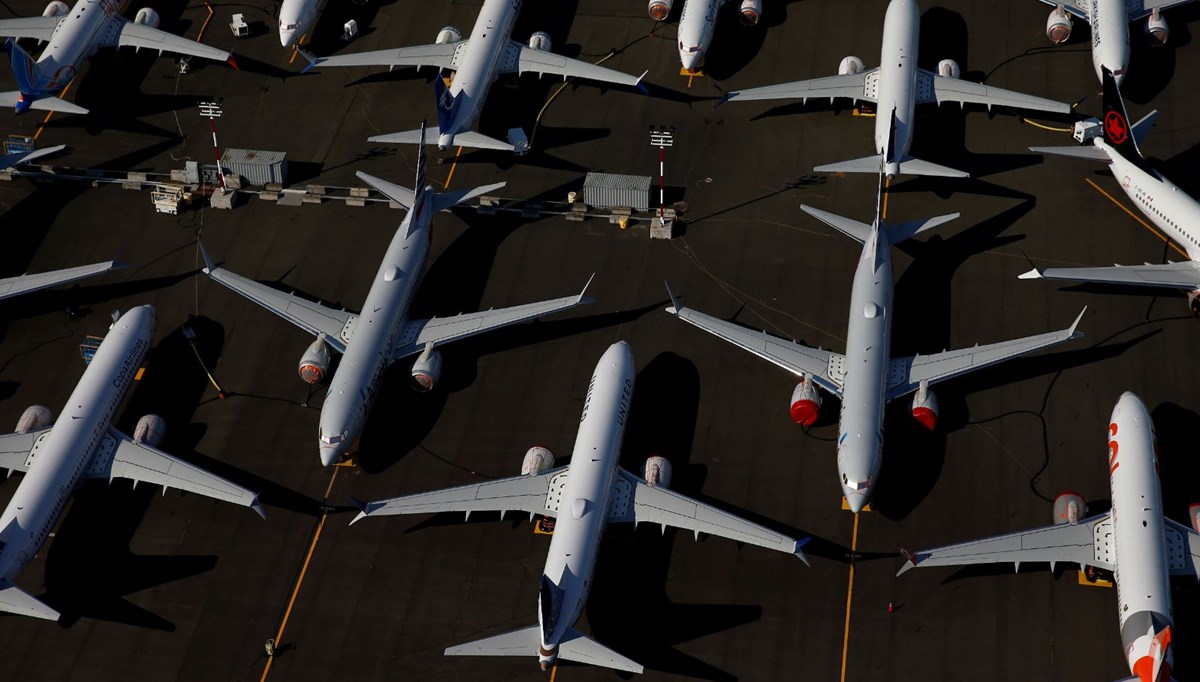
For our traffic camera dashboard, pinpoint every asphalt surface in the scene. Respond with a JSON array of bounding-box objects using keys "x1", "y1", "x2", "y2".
[{"x1": 0, "y1": 0, "x2": 1197, "y2": 680}]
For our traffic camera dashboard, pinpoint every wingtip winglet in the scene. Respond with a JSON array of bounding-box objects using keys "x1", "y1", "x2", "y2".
[
  {"x1": 896, "y1": 547, "x2": 918, "y2": 576},
  {"x1": 197, "y1": 239, "x2": 216, "y2": 274},
  {"x1": 251, "y1": 494, "x2": 266, "y2": 520},
  {"x1": 580, "y1": 272, "x2": 596, "y2": 298},
  {"x1": 1017, "y1": 267, "x2": 1045, "y2": 280},
  {"x1": 226, "y1": 55, "x2": 240, "y2": 72},
  {"x1": 664, "y1": 281, "x2": 681, "y2": 314},
  {"x1": 1068, "y1": 306, "x2": 1087, "y2": 336},
  {"x1": 795, "y1": 536, "x2": 811, "y2": 566}
]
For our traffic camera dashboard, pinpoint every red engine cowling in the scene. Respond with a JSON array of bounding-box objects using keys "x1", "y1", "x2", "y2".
[
  {"x1": 411, "y1": 344, "x2": 442, "y2": 392},
  {"x1": 937, "y1": 59, "x2": 960, "y2": 79},
  {"x1": 42, "y1": 1, "x2": 68, "y2": 17},
  {"x1": 1053, "y1": 492, "x2": 1086, "y2": 525},
  {"x1": 789, "y1": 375, "x2": 822, "y2": 426},
  {"x1": 648, "y1": 0, "x2": 674, "y2": 21},
  {"x1": 642, "y1": 455, "x2": 672, "y2": 488},
  {"x1": 1190, "y1": 503, "x2": 1200, "y2": 533},
  {"x1": 838, "y1": 55, "x2": 864, "y2": 75},
  {"x1": 134, "y1": 414, "x2": 168, "y2": 448},
  {"x1": 911, "y1": 384, "x2": 938, "y2": 431},
  {"x1": 298, "y1": 334, "x2": 332, "y2": 385},
  {"x1": 1189, "y1": 290, "x2": 1200, "y2": 316},
  {"x1": 739, "y1": 0, "x2": 762, "y2": 26},
  {"x1": 15, "y1": 405, "x2": 52, "y2": 433},
  {"x1": 1046, "y1": 7, "x2": 1072, "y2": 44},
  {"x1": 436, "y1": 26, "x2": 462, "y2": 44},
  {"x1": 135, "y1": 7, "x2": 160, "y2": 28},
  {"x1": 528, "y1": 31, "x2": 552, "y2": 51},
  {"x1": 521, "y1": 446, "x2": 556, "y2": 475},
  {"x1": 1145, "y1": 9, "x2": 1168, "y2": 46}
]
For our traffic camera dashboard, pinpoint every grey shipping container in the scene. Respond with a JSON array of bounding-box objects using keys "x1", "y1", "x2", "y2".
[
  {"x1": 221, "y1": 148, "x2": 288, "y2": 186},
  {"x1": 583, "y1": 172, "x2": 650, "y2": 212}
]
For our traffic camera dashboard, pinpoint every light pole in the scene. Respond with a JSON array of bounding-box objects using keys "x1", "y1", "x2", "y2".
[
  {"x1": 648, "y1": 126, "x2": 674, "y2": 221},
  {"x1": 199, "y1": 101, "x2": 226, "y2": 193}
]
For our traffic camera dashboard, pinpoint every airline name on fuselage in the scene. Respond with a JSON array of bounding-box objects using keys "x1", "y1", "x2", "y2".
[
  {"x1": 615, "y1": 378, "x2": 632, "y2": 428},
  {"x1": 111, "y1": 337, "x2": 147, "y2": 389}
]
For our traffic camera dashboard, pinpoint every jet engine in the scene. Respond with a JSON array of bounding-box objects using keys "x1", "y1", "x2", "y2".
[
  {"x1": 648, "y1": 0, "x2": 674, "y2": 22},
  {"x1": 15, "y1": 405, "x2": 52, "y2": 434},
  {"x1": 134, "y1": 414, "x2": 168, "y2": 448},
  {"x1": 1046, "y1": 7, "x2": 1072, "y2": 44},
  {"x1": 135, "y1": 8, "x2": 160, "y2": 29},
  {"x1": 1145, "y1": 9, "x2": 1168, "y2": 46},
  {"x1": 411, "y1": 343, "x2": 442, "y2": 392},
  {"x1": 1052, "y1": 492, "x2": 1086, "y2": 525},
  {"x1": 298, "y1": 334, "x2": 332, "y2": 385},
  {"x1": 642, "y1": 455, "x2": 672, "y2": 488},
  {"x1": 937, "y1": 59, "x2": 960, "y2": 79},
  {"x1": 1190, "y1": 503, "x2": 1200, "y2": 533},
  {"x1": 521, "y1": 446, "x2": 556, "y2": 475},
  {"x1": 435, "y1": 26, "x2": 462, "y2": 44},
  {"x1": 739, "y1": 0, "x2": 762, "y2": 26},
  {"x1": 42, "y1": 1, "x2": 68, "y2": 17},
  {"x1": 910, "y1": 383, "x2": 938, "y2": 431},
  {"x1": 528, "y1": 31, "x2": 552, "y2": 52},
  {"x1": 838, "y1": 55, "x2": 864, "y2": 75},
  {"x1": 789, "y1": 375, "x2": 822, "y2": 426}
]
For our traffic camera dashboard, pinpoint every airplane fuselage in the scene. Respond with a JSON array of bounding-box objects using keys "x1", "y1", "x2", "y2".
[
  {"x1": 1088, "y1": 0, "x2": 1131, "y2": 84},
  {"x1": 874, "y1": 0, "x2": 920, "y2": 178},
  {"x1": 316, "y1": 193, "x2": 430, "y2": 466},
  {"x1": 20, "y1": 0, "x2": 123, "y2": 103},
  {"x1": 1100, "y1": 138, "x2": 1200, "y2": 262},
  {"x1": 438, "y1": 0, "x2": 522, "y2": 149},
  {"x1": 1106, "y1": 392, "x2": 1173, "y2": 680},
  {"x1": 278, "y1": 0, "x2": 329, "y2": 48},
  {"x1": 676, "y1": 0, "x2": 722, "y2": 71},
  {"x1": 0, "y1": 304, "x2": 153, "y2": 581},
  {"x1": 535, "y1": 341, "x2": 634, "y2": 663}
]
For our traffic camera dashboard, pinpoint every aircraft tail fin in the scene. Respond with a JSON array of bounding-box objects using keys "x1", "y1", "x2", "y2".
[
  {"x1": 0, "y1": 580, "x2": 59, "y2": 621},
  {"x1": 6, "y1": 38, "x2": 41, "y2": 95},
  {"x1": 1100, "y1": 66, "x2": 1158, "y2": 175},
  {"x1": 434, "y1": 76, "x2": 460, "y2": 135},
  {"x1": 413, "y1": 120, "x2": 429, "y2": 212}
]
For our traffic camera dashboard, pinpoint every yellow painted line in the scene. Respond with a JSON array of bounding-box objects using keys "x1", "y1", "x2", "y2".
[
  {"x1": 32, "y1": 78, "x2": 75, "y2": 142},
  {"x1": 881, "y1": 175, "x2": 891, "y2": 220},
  {"x1": 1084, "y1": 177, "x2": 1188, "y2": 258},
  {"x1": 838, "y1": 512, "x2": 860, "y2": 682},
  {"x1": 289, "y1": 45, "x2": 300, "y2": 65},
  {"x1": 196, "y1": 1, "x2": 214, "y2": 43},
  {"x1": 549, "y1": 663, "x2": 559, "y2": 681},
  {"x1": 260, "y1": 466, "x2": 340, "y2": 681},
  {"x1": 442, "y1": 146, "x2": 463, "y2": 189}
]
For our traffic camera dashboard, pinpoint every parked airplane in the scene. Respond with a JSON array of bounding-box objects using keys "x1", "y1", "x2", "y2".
[
  {"x1": 278, "y1": 0, "x2": 324, "y2": 48},
  {"x1": 648, "y1": 0, "x2": 763, "y2": 72},
  {"x1": 1036, "y1": 0, "x2": 1195, "y2": 85},
  {"x1": 899, "y1": 392, "x2": 1196, "y2": 682},
  {"x1": 0, "y1": 305, "x2": 263, "y2": 621},
  {"x1": 666, "y1": 181, "x2": 1085, "y2": 513},
  {"x1": 302, "y1": 0, "x2": 646, "y2": 151},
  {"x1": 351, "y1": 340, "x2": 806, "y2": 673},
  {"x1": 1022, "y1": 67, "x2": 1200, "y2": 314},
  {"x1": 202, "y1": 126, "x2": 592, "y2": 466},
  {"x1": 721, "y1": 0, "x2": 1070, "y2": 178},
  {"x1": 0, "y1": 0, "x2": 236, "y2": 115}
]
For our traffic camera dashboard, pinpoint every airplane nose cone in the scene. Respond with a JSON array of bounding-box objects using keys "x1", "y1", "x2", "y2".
[
  {"x1": 280, "y1": 30, "x2": 296, "y2": 48},
  {"x1": 319, "y1": 445, "x2": 340, "y2": 467},
  {"x1": 845, "y1": 490, "x2": 869, "y2": 514},
  {"x1": 680, "y1": 52, "x2": 700, "y2": 71}
]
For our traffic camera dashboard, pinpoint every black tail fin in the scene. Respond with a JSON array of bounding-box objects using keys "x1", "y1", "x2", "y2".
[{"x1": 1101, "y1": 66, "x2": 1144, "y2": 162}]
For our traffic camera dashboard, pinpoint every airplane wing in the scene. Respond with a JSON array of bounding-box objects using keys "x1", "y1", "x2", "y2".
[
  {"x1": 665, "y1": 297, "x2": 844, "y2": 395},
  {"x1": 1164, "y1": 518, "x2": 1200, "y2": 578},
  {"x1": 919, "y1": 70, "x2": 1070, "y2": 114},
  {"x1": 1019, "y1": 260, "x2": 1200, "y2": 290},
  {"x1": 0, "y1": 260, "x2": 121, "y2": 301},
  {"x1": 723, "y1": 71, "x2": 876, "y2": 105},
  {"x1": 350, "y1": 468, "x2": 566, "y2": 523},
  {"x1": 308, "y1": 42, "x2": 461, "y2": 71},
  {"x1": 99, "y1": 18, "x2": 232, "y2": 63},
  {"x1": 0, "y1": 16, "x2": 61, "y2": 41},
  {"x1": 200, "y1": 242, "x2": 355, "y2": 353},
  {"x1": 613, "y1": 469, "x2": 809, "y2": 562},
  {"x1": 502, "y1": 41, "x2": 645, "y2": 86},
  {"x1": 885, "y1": 308, "x2": 1085, "y2": 399},
  {"x1": 87, "y1": 428, "x2": 264, "y2": 517},
  {"x1": 388, "y1": 280, "x2": 594, "y2": 363},
  {"x1": 1032, "y1": 0, "x2": 1087, "y2": 19},
  {"x1": 1131, "y1": 0, "x2": 1196, "y2": 20},
  {"x1": 0, "y1": 430, "x2": 42, "y2": 476},
  {"x1": 898, "y1": 513, "x2": 1113, "y2": 575}
]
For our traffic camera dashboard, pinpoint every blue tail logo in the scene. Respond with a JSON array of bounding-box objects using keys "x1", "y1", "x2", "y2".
[
  {"x1": 434, "y1": 77, "x2": 460, "y2": 133},
  {"x1": 6, "y1": 38, "x2": 72, "y2": 112}
]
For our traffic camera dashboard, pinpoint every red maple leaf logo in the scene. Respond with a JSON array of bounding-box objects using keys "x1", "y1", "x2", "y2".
[{"x1": 1105, "y1": 110, "x2": 1130, "y2": 145}]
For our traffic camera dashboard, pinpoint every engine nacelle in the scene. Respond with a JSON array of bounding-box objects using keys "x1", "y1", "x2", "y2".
[
  {"x1": 298, "y1": 334, "x2": 332, "y2": 385},
  {"x1": 135, "y1": 7, "x2": 160, "y2": 29},
  {"x1": 642, "y1": 455, "x2": 672, "y2": 489},
  {"x1": 134, "y1": 414, "x2": 168, "y2": 448},
  {"x1": 911, "y1": 384, "x2": 939, "y2": 431},
  {"x1": 1052, "y1": 492, "x2": 1087, "y2": 525},
  {"x1": 435, "y1": 25, "x2": 462, "y2": 44},
  {"x1": 1046, "y1": 7, "x2": 1073, "y2": 44},
  {"x1": 528, "y1": 31, "x2": 552, "y2": 52},
  {"x1": 937, "y1": 59, "x2": 960, "y2": 79},
  {"x1": 520, "y1": 446, "x2": 556, "y2": 475},
  {"x1": 1145, "y1": 10, "x2": 1168, "y2": 46},
  {"x1": 789, "y1": 375, "x2": 822, "y2": 426},
  {"x1": 42, "y1": 1, "x2": 68, "y2": 17},
  {"x1": 648, "y1": 0, "x2": 674, "y2": 21},
  {"x1": 838, "y1": 55, "x2": 864, "y2": 76},
  {"x1": 1190, "y1": 503, "x2": 1200, "y2": 533},
  {"x1": 738, "y1": 0, "x2": 762, "y2": 26},
  {"x1": 15, "y1": 405, "x2": 52, "y2": 434},
  {"x1": 411, "y1": 344, "x2": 442, "y2": 392}
]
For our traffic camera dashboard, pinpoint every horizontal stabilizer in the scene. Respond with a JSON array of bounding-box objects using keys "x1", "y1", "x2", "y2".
[
  {"x1": 432, "y1": 181, "x2": 507, "y2": 212},
  {"x1": 368, "y1": 128, "x2": 514, "y2": 151},
  {"x1": 886, "y1": 213, "x2": 960, "y2": 244},
  {"x1": 355, "y1": 171, "x2": 415, "y2": 208},
  {"x1": 814, "y1": 154, "x2": 884, "y2": 175},
  {"x1": 445, "y1": 624, "x2": 542, "y2": 657},
  {"x1": 799, "y1": 204, "x2": 872, "y2": 243},
  {"x1": 0, "y1": 581, "x2": 58, "y2": 621},
  {"x1": 895, "y1": 156, "x2": 968, "y2": 178},
  {"x1": 1029, "y1": 145, "x2": 1111, "y2": 162},
  {"x1": 0, "y1": 91, "x2": 88, "y2": 115},
  {"x1": 558, "y1": 628, "x2": 643, "y2": 673}
]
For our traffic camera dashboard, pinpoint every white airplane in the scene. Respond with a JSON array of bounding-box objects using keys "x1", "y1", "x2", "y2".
[
  {"x1": 666, "y1": 181, "x2": 1085, "y2": 513},
  {"x1": 0, "y1": 305, "x2": 263, "y2": 621},
  {"x1": 302, "y1": 0, "x2": 646, "y2": 151},
  {"x1": 647, "y1": 0, "x2": 762, "y2": 72},
  {"x1": 202, "y1": 125, "x2": 592, "y2": 466},
  {"x1": 1022, "y1": 67, "x2": 1200, "y2": 314},
  {"x1": 350, "y1": 340, "x2": 807, "y2": 673},
  {"x1": 1036, "y1": 0, "x2": 1195, "y2": 85},
  {"x1": 721, "y1": 0, "x2": 1071, "y2": 178},
  {"x1": 277, "y1": 0, "x2": 324, "y2": 48},
  {"x1": 0, "y1": 0, "x2": 236, "y2": 115},
  {"x1": 898, "y1": 392, "x2": 1197, "y2": 682}
]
